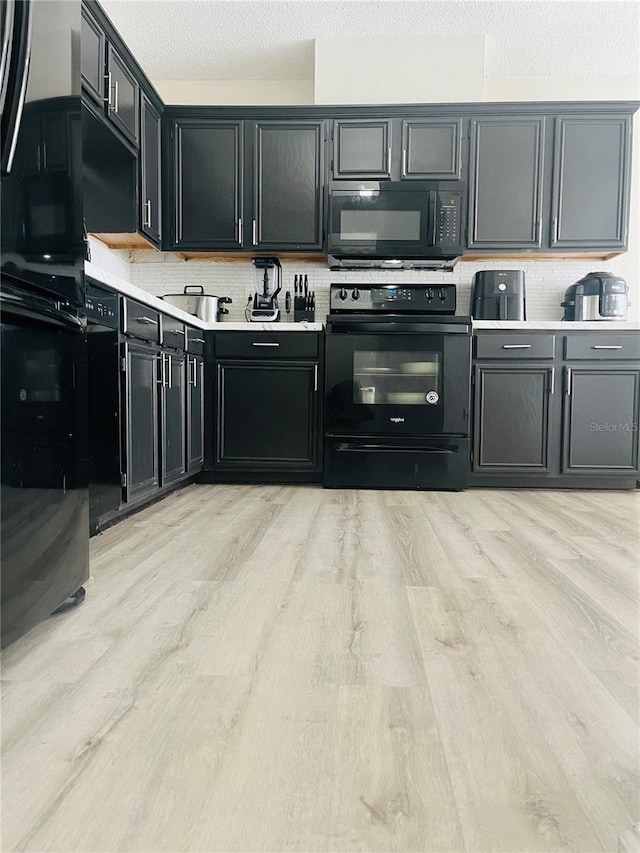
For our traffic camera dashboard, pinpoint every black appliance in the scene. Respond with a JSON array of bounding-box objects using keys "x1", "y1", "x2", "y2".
[
  {"x1": 248, "y1": 257, "x2": 282, "y2": 321},
  {"x1": 324, "y1": 283, "x2": 472, "y2": 490},
  {"x1": 86, "y1": 280, "x2": 121, "y2": 534},
  {"x1": 470, "y1": 270, "x2": 526, "y2": 320},
  {"x1": 562, "y1": 272, "x2": 630, "y2": 321},
  {"x1": 327, "y1": 180, "x2": 465, "y2": 270},
  {"x1": 1, "y1": 0, "x2": 89, "y2": 647}
]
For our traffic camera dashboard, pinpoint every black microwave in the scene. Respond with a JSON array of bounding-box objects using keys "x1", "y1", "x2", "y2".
[{"x1": 327, "y1": 180, "x2": 465, "y2": 268}]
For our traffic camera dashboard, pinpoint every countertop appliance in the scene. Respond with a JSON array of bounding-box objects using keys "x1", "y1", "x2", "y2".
[
  {"x1": 324, "y1": 283, "x2": 472, "y2": 491},
  {"x1": 561, "y1": 272, "x2": 629, "y2": 321},
  {"x1": 1, "y1": 0, "x2": 89, "y2": 647},
  {"x1": 327, "y1": 180, "x2": 465, "y2": 270},
  {"x1": 471, "y1": 270, "x2": 526, "y2": 320},
  {"x1": 162, "y1": 286, "x2": 232, "y2": 323},
  {"x1": 248, "y1": 257, "x2": 282, "y2": 321},
  {"x1": 86, "y1": 280, "x2": 121, "y2": 534}
]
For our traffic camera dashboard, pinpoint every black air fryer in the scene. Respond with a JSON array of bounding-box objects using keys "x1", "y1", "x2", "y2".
[{"x1": 471, "y1": 270, "x2": 526, "y2": 320}]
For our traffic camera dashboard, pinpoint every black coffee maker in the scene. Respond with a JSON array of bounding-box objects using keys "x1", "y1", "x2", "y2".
[{"x1": 471, "y1": 270, "x2": 526, "y2": 320}]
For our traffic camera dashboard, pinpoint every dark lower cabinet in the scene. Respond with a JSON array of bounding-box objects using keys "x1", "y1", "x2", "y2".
[
  {"x1": 187, "y1": 354, "x2": 204, "y2": 473},
  {"x1": 563, "y1": 366, "x2": 640, "y2": 473},
  {"x1": 123, "y1": 340, "x2": 159, "y2": 503},
  {"x1": 473, "y1": 365, "x2": 554, "y2": 472},
  {"x1": 160, "y1": 349, "x2": 186, "y2": 486},
  {"x1": 216, "y1": 362, "x2": 319, "y2": 469}
]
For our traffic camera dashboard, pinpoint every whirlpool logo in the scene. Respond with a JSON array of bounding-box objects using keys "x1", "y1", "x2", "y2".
[{"x1": 390, "y1": 417, "x2": 405, "y2": 424}]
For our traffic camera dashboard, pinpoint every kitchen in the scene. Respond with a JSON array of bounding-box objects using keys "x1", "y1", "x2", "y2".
[{"x1": 1, "y1": 1, "x2": 639, "y2": 851}]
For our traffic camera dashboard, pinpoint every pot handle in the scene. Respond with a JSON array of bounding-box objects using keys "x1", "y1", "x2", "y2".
[
  {"x1": 184, "y1": 285, "x2": 205, "y2": 294},
  {"x1": 219, "y1": 296, "x2": 233, "y2": 304},
  {"x1": 219, "y1": 307, "x2": 230, "y2": 315}
]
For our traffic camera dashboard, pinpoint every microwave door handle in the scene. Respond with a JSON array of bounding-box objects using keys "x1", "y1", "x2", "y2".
[{"x1": 429, "y1": 191, "x2": 438, "y2": 246}]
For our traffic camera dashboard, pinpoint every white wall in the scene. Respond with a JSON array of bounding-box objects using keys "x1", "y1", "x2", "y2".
[
  {"x1": 314, "y1": 35, "x2": 485, "y2": 105},
  {"x1": 155, "y1": 80, "x2": 313, "y2": 106}
]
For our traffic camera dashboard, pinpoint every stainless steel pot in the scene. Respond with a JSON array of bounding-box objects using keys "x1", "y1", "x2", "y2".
[{"x1": 162, "y1": 286, "x2": 232, "y2": 322}]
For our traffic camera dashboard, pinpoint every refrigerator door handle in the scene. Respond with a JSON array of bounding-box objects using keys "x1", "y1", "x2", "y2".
[{"x1": 1, "y1": 0, "x2": 32, "y2": 176}]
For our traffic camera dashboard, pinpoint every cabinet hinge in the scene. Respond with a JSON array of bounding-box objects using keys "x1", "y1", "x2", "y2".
[
  {"x1": 120, "y1": 356, "x2": 127, "y2": 371},
  {"x1": 121, "y1": 473, "x2": 127, "y2": 488}
]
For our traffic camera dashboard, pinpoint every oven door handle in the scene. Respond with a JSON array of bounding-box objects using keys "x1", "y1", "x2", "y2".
[
  {"x1": 335, "y1": 443, "x2": 458, "y2": 454},
  {"x1": 328, "y1": 322, "x2": 470, "y2": 334}
]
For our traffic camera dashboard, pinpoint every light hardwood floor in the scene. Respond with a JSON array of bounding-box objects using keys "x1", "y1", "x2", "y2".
[{"x1": 1, "y1": 485, "x2": 639, "y2": 852}]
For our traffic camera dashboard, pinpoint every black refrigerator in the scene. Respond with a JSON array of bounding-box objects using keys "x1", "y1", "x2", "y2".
[{"x1": 1, "y1": 0, "x2": 90, "y2": 647}]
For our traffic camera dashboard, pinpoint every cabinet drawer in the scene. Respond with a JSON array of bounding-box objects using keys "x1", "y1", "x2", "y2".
[
  {"x1": 564, "y1": 333, "x2": 640, "y2": 360},
  {"x1": 161, "y1": 314, "x2": 186, "y2": 350},
  {"x1": 185, "y1": 327, "x2": 206, "y2": 355},
  {"x1": 215, "y1": 332, "x2": 319, "y2": 360},
  {"x1": 122, "y1": 299, "x2": 160, "y2": 342},
  {"x1": 475, "y1": 333, "x2": 555, "y2": 360}
]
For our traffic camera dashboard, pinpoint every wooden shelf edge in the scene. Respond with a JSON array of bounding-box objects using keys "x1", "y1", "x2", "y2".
[
  {"x1": 89, "y1": 232, "x2": 160, "y2": 251},
  {"x1": 461, "y1": 251, "x2": 622, "y2": 261}
]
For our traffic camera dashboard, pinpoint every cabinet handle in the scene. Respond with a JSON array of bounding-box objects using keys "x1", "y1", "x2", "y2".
[
  {"x1": 536, "y1": 218, "x2": 542, "y2": 246},
  {"x1": 237, "y1": 217, "x2": 243, "y2": 244},
  {"x1": 566, "y1": 367, "x2": 572, "y2": 396},
  {"x1": 387, "y1": 146, "x2": 392, "y2": 175},
  {"x1": 144, "y1": 200, "x2": 152, "y2": 228},
  {"x1": 193, "y1": 357, "x2": 198, "y2": 388},
  {"x1": 252, "y1": 342, "x2": 279, "y2": 347},
  {"x1": 550, "y1": 367, "x2": 555, "y2": 395},
  {"x1": 591, "y1": 345, "x2": 623, "y2": 350},
  {"x1": 314, "y1": 364, "x2": 318, "y2": 392},
  {"x1": 552, "y1": 216, "x2": 558, "y2": 244},
  {"x1": 113, "y1": 79, "x2": 119, "y2": 113},
  {"x1": 402, "y1": 148, "x2": 407, "y2": 177},
  {"x1": 252, "y1": 219, "x2": 257, "y2": 246},
  {"x1": 104, "y1": 72, "x2": 112, "y2": 105},
  {"x1": 192, "y1": 338, "x2": 205, "y2": 344},
  {"x1": 159, "y1": 352, "x2": 167, "y2": 387},
  {"x1": 502, "y1": 344, "x2": 532, "y2": 349},
  {"x1": 167, "y1": 353, "x2": 172, "y2": 389},
  {"x1": 137, "y1": 316, "x2": 158, "y2": 325}
]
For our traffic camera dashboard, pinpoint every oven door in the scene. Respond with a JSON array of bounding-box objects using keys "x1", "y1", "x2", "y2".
[{"x1": 325, "y1": 323, "x2": 471, "y2": 436}]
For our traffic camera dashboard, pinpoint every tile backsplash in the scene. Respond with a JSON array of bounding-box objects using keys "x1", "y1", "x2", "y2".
[{"x1": 90, "y1": 240, "x2": 635, "y2": 323}]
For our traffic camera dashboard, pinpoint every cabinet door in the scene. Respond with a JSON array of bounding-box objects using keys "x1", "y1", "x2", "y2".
[
  {"x1": 563, "y1": 367, "x2": 640, "y2": 473},
  {"x1": 140, "y1": 94, "x2": 161, "y2": 244},
  {"x1": 187, "y1": 355, "x2": 204, "y2": 473},
  {"x1": 401, "y1": 118, "x2": 462, "y2": 179},
  {"x1": 124, "y1": 343, "x2": 159, "y2": 502},
  {"x1": 252, "y1": 121, "x2": 324, "y2": 251},
  {"x1": 81, "y1": 6, "x2": 105, "y2": 106},
  {"x1": 473, "y1": 365, "x2": 555, "y2": 472},
  {"x1": 468, "y1": 116, "x2": 545, "y2": 249},
  {"x1": 170, "y1": 120, "x2": 243, "y2": 250},
  {"x1": 216, "y1": 362, "x2": 318, "y2": 469},
  {"x1": 105, "y1": 44, "x2": 138, "y2": 146},
  {"x1": 161, "y1": 350, "x2": 186, "y2": 486},
  {"x1": 551, "y1": 115, "x2": 631, "y2": 249},
  {"x1": 332, "y1": 119, "x2": 392, "y2": 179}
]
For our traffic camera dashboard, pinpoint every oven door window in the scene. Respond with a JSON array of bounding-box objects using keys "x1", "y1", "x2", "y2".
[{"x1": 354, "y1": 350, "x2": 441, "y2": 405}]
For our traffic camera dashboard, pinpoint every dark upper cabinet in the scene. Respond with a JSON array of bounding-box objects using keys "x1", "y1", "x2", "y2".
[
  {"x1": 332, "y1": 119, "x2": 392, "y2": 179},
  {"x1": 123, "y1": 340, "x2": 159, "y2": 503},
  {"x1": 562, "y1": 366, "x2": 640, "y2": 473},
  {"x1": 140, "y1": 94, "x2": 161, "y2": 245},
  {"x1": 169, "y1": 119, "x2": 243, "y2": 250},
  {"x1": 216, "y1": 362, "x2": 319, "y2": 469},
  {"x1": 401, "y1": 118, "x2": 462, "y2": 179},
  {"x1": 160, "y1": 349, "x2": 186, "y2": 486},
  {"x1": 473, "y1": 364, "x2": 554, "y2": 472},
  {"x1": 251, "y1": 120, "x2": 325, "y2": 251},
  {"x1": 105, "y1": 44, "x2": 139, "y2": 146},
  {"x1": 187, "y1": 354, "x2": 204, "y2": 474},
  {"x1": 468, "y1": 116, "x2": 545, "y2": 249},
  {"x1": 81, "y1": 5, "x2": 105, "y2": 106},
  {"x1": 550, "y1": 115, "x2": 632, "y2": 249}
]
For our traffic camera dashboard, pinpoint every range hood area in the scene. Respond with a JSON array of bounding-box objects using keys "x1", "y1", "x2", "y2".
[{"x1": 327, "y1": 255, "x2": 460, "y2": 271}]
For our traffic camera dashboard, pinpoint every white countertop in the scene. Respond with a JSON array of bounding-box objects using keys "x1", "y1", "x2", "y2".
[
  {"x1": 472, "y1": 320, "x2": 640, "y2": 331},
  {"x1": 85, "y1": 261, "x2": 323, "y2": 331}
]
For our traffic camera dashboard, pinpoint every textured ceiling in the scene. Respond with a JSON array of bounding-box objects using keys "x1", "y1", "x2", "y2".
[{"x1": 100, "y1": 1, "x2": 640, "y2": 81}]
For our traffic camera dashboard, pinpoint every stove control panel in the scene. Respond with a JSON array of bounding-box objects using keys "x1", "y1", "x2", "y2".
[
  {"x1": 86, "y1": 282, "x2": 119, "y2": 328},
  {"x1": 329, "y1": 283, "x2": 456, "y2": 314}
]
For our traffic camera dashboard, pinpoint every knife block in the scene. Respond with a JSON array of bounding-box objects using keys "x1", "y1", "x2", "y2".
[{"x1": 294, "y1": 296, "x2": 314, "y2": 322}]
